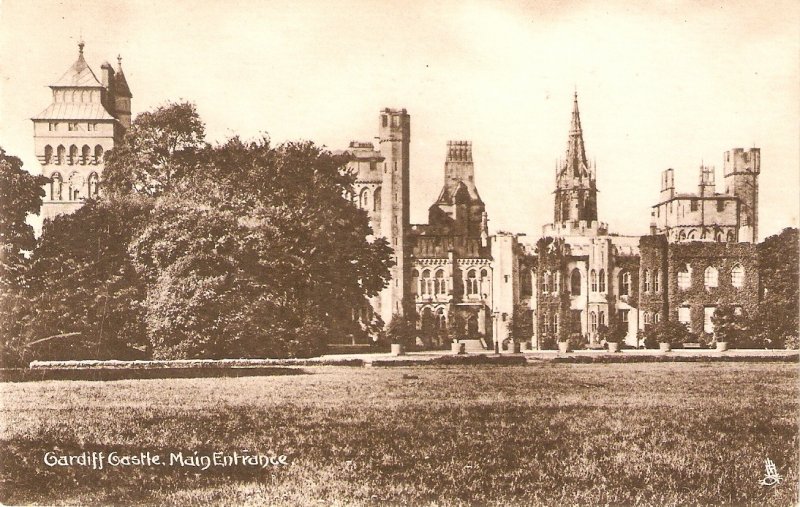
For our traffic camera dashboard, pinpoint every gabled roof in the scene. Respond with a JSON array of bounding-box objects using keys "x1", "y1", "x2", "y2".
[{"x1": 51, "y1": 43, "x2": 103, "y2": 88}]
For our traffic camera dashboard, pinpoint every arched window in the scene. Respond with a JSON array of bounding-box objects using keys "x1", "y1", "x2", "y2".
[
  {"x1": 678, "y1": 264, "x2": 692, "y2": 290},
  {"x1": 480, "y1": 269, "x2": 489, "y2": 296},
  {"x1": 436, "y1": 307, "x2": 447, "y2": 330},
  {"x1": 653, "y1": 312, "x2": 660, "y2": 324},
  {"x1": 411, "y1": 269, "x2": 419, "y2": 296},
  {"x1": 81, "y1": 145, "x2": 90, "y2": 165},
  {"x1": 620, "y1": 272, "x2": 631, "y2": 296},
  {"x1": 552, "y1": 313, "x2": 559, "y2": 335},
  {"x1": 653, "y1": 269, "x2": 660, "y2": 292},
  {"x1": 87, "y1": 172, "x2": 99, "y2": 198},
  {"x1": 542, "y1": 271, "x2": 550, "y2": 293},
  {"x1": 571, "y1": 268, "x2": 581, "y2": 295},
  {"x1": 57, "y1": 145, "x2": 66, "y2": 165},
  {"x1": 598, "y1": 269, "x2": 606, "y2": 292},
  {"x1": 679, "y1": 230, "x2": 687, "y2": 241},
  {"x1": 727, "y1": 231, "x2": 735, "y2": 242},
  {"x1": 435, "y1": 270, "x2": 445, "y2": 295},
  {"x1": 687, "y1": 229, "x2": 696, "y2": 240},
  {"x1": 599, "y1": 311, "x2": 605, "y2": 328},
  {"x1": 44, "y1": 145, "x2": 53, "y2": 164},
  {"x1": 94, "y1": 145, "x2": 104, "y2": 164},
  {"x1": 466, "y1": 270, "x2": 478, "y2": 296},
  {"x1": 590, "y1": 270, "x2": 598, "y2": 292},
  {"x1": 69, "y1": 145, "x2": 78, "y2": 165},
  {"x1": 643, "y1": 311, "x2": 651, "y2": 326},
  {"x1": 731, "y1": 265, "x2": 744, "y2": 288},
  {"x1": 553, "y1": 272, "x2": 561, "y2": 293},
  {"x1": 359, "y1": 188, "x2": 369, "y2": 209},
  {"x1": 542, "y1": 312, "x2": 550, "y2": 334},
  {"x1": 590, "y1": 311, "x2": 597, "y2": 332},
  {"x1": 68, "y1": 171, "x2": 80, "y2": 201},
  {"x1": 704, "y1": 266, "x2": 718, "y2": 288},
  {"x1": 373, "y1": 187, "x2": 381, "y2": 212},
  {"x1": 643, "y1": 270, "x2": 651, "y2": 292},
  {"x1": 421, "y1": 269, "x2": 432, "y2": 296},
  {"x1": 50, "y1": 172, "x2": 63, "y2": 200},
  {"x1": 715, "y1": 232, "x2": 723, "y2": 242}
]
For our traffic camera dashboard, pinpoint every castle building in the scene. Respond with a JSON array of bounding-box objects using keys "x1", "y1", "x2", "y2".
[
  {"x1": 32, "y1": 42, "x2": 132, "y2": 220},
  {"x1": 346, "y1": 93, "x2": 761, "y2": 349}
]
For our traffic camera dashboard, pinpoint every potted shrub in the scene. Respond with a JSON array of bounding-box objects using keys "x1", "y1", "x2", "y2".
[
  {"x1": 447, "y1": 312, "x2": 467, "y2": 354},
  {"x1": 386, "y1": 313, "x2": 412, "y2": 356},
  {"x1": 604, "y1": 321, "x2": 627, "y2": 353},
  {"x1": 712, "y1": 304, "x2": 747, "y2": 352},
  {"x1": 650, "y1": 320, "x2": 689, "y2": 352},
  {"x1": 557, "y1": 335, "x2": 570, "y2": 353}
]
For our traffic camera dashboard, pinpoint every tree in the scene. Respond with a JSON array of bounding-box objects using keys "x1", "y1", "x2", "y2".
[
  {"x1": 755, "y1": 228, "x2": 799, "y2": 348},
  {"x1": 10, "y1": 196, "x2": 152, "y2": 364},
  {"x1": 0, "y1": 146, "x2": 49, "y2": 289},
  {"x1": 386, "y1": 313, "x2": 413, "y2": 346},
  {"x1": 711, "y1": 304, "x2": 748, "y2": 348},
  {"x1": 603, "y1": 320, "x2": 627, "y2": 344},
  {"x1": 103, "y1": 101, "x2": 207, "y2": 197},
  {"x1": 447, "y1": 311, "x2": 467, "y2": 343},
  {"x1": 506, "y1": 304, "x2": 532, "y2": 344},
  {"x1": 129, "y1": 138, "x2": 393, "y2": 358}
]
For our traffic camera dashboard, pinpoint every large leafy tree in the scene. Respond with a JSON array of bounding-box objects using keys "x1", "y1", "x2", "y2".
[
  {"x1": 755, "y1": 227, "x2": 799, "y2": 348},
  {"x1": 103, "y1": 101, "x2": 206, "y2": 197},
  {"x1": 0, "y1": 147, "x2": 49, "y2": 289},
  {"x1": 129, "y1": 137, "x2": 393, "y2": 358},
  {"x1": 17, "y1": 197, "x2": 153, "y2": 363}
]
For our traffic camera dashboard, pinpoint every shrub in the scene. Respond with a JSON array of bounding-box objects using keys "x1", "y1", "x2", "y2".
[
  {"x1": 567, "y1": 332, "x2": 585, "y2": 350},
  {"x1": 647, "y1": 320, "x2": 689, "y2": 348},
  {"x1": 386, "y1": 313, "x2": 413, "y2": 346},
  {"x1": 712, "y1": 304, "x2": 748, "y2": 348}
]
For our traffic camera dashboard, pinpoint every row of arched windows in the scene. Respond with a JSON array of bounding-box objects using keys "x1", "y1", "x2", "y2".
[
  {"x1": 676, "y1": 228, "x2": 736, "y2": 243},
  {"x1": 412, "y1": 268, "x2": 490, "y2": 298},
  {"x1": 54, "y1": 89, "x2": 99, "y2": 103},
  {"x1": 541, "y1": 312, "x2": 559, "y2": 335},
  {"x1": 357, "y1": 187, "x2": 381, "y2": 213},
  {"x1": 541, "y1": 271, "x2": 561, "y2": 294},
  {"x1": 642, "y1": 269, "x2": 661, "y2": 293},
  {"x1": 49, "y1": 171, "x2": 99, "y2": 201},
  {"x1": 44, "y1": 144, "x2": 104, "y2": 165},
  {"x1": 589, "y1": 310, "x2": 606, "y2": 332},
  {"x1": 678, "y1": 264, "x2": 745, "y2": 290}
]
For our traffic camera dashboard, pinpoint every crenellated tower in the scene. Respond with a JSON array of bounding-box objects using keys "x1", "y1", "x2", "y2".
[{"x1": 723, "y1": 148, "x2": 760, "y2": 242}]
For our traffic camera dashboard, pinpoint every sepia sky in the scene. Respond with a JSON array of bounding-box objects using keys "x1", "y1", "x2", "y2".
[{"x1": 1, "y1": 0, "x2": 798, "y2": 241}]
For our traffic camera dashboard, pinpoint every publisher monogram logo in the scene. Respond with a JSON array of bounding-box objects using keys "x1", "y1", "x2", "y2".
[{"x1": 759, "y1": 458, "x2": 782, "y2": 486}]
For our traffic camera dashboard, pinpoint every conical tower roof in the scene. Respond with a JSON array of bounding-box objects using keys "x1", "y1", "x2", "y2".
[
  {"x1": 561, "y1": 91, "x2": 590, "y2": 178},
  {"x1": 113, "y1": 55, "x2": 133, "y2": 98},
  {"x1": 51, "y1": 41, "x2": 103, "y2": 88}
]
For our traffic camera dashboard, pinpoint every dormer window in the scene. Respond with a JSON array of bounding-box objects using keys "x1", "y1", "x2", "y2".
[{"x1": 68, "y1": 122, "x2": 79, "y2": 131}]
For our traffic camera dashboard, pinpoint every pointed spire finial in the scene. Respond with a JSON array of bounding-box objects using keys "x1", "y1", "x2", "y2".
[{"x1": 78, "y1": 39, "x2": 85, "y2": 56}]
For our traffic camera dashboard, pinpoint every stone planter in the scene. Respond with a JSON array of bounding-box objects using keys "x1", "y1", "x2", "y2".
[
  {"x1": 451, "y1": 341, "x2": 465, "y2": 355},
  {"x1": 390, "y1": 343, "x2": 405, "y2": 356},
  {"x1": 558, "y1": 341, "x2": 570, "y2": 353},
  {"x1": 716, "y1": 341, "x2": 729, "y2": 352},
  {"x1": 659, "y1": 342, "x2": 671, "y2": 352},
  {"x1": 607, "y1": 342, "x2": 620, "y2": 353}
]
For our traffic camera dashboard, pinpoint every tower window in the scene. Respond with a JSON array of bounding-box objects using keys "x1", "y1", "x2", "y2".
[
  {"x1": 620, "y1": 271, "x2": 631, "y2": 296},
  {"x1": 48, "y1": 122, "x2": 58, "y2": 131},
  {"x1": 690, "y1": 199, "x2": 698, "y2": 212},
  {"x1": 598, "y1": 269, "x2": 606, "y2": 292},
  {"x1": 704, "y1": 266, "x2": 718, "y2": 288},
  {"x1": 731, "y1": 265, "x2": 744, "y2": 288},
  {"x1": 678, "y1": 264, "x2": 692, "y2": 290},
  {"x1": 717, "y1": 200, "x2": 725, "y2": 212},
  {"x1": 653, "y1": 269, "x2": 660, "y2": 292},
  {"x1": 68, "y1": 122, "x2": 79, "y2": 131},
  {"x1": 570, "y1": 269, "x2": 581, "y2": 295},
  {"x1": 590, "y1": 270, "x2": 597, "y2": 292}
]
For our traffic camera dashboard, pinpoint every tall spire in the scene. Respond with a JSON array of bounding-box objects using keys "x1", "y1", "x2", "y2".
[{"x1": 562, "y1": 90, "x2": 589, "y2": 178}]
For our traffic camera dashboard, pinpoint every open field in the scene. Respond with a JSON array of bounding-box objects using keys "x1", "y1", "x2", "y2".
[{"x1": 1, "y1": 362, "x2": 797, "y2": 506}]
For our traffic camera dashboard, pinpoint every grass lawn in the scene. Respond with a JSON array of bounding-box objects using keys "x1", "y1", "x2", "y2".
[{"x1": 1, "y1": 362, "x2": 797, "y2": 505}]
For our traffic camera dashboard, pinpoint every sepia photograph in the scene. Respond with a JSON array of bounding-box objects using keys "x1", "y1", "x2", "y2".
[{"x1": 0, "y1": 0, "x2": 798, "y2": 505}]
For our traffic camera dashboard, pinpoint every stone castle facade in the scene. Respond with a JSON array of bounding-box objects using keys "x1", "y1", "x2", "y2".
[
  {"x1": 32, "y1": 47, "x2": 760, "y2": 349},
  {"x1": 32, "y1": 42, "x2": 131, "y2": 221},
  {"x1": 345, "y1": 94, "x2": 760, "y2": 349}
]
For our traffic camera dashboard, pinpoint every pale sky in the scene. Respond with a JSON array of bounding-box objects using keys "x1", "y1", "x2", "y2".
[{"x1": 1, "y1": 0, "x2": 798, "y2": 240}]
